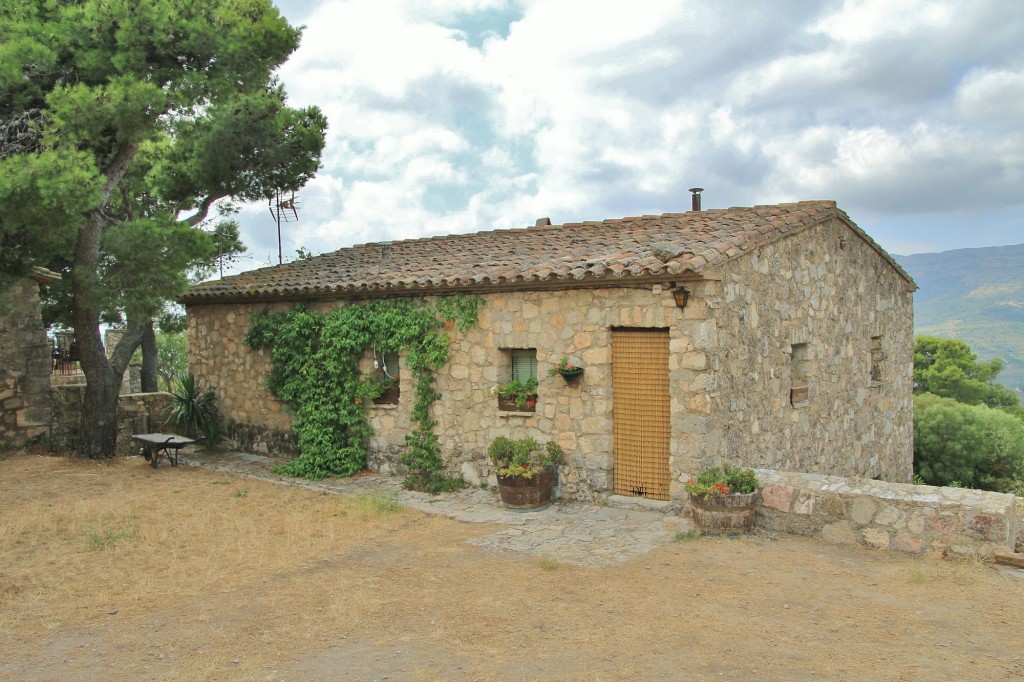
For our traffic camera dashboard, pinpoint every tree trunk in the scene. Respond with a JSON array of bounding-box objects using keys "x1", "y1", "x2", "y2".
[
  {"x1": 71, "y1": 301, "x2": 144, "y2": 457},
  {"x1": 140, "y1": 320, "x2": 158, "y2": 392},
  {"x1": 70, "y1": 142, "x2": 140, "y2": 458},
  {"x1": 73, "y1": 214, "x2": 121, "y2": 458}
]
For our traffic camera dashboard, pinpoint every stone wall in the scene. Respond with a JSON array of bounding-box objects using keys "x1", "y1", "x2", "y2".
[
  {"x1": 755, "y1": 469, "x2": 1021, "y2": 557},
  {"x1": 48, "y1": 385, "x2": 173, "y2": 457},
  {"x1": 187, "y1": 220, "x2": 913, "y2": 503},
  {"x1": 187, "y1": 303, "x2": 296, "y2": 455},
  {"x1": 698, "y1": 219, "x2": 915, "y2": 481},
  {"x1": 188, "y1": 290, "x2": 680, "y2": 502},
  {"x1": 0, "y1": 277, "x2": 54, "y2": 450}
]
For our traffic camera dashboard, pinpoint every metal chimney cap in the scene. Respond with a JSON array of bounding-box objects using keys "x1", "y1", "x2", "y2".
[{"x1": 688, "y1": 187, "x2": 704, "y2": 212}]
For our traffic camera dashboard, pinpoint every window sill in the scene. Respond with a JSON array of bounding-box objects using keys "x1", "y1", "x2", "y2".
[
  {"x1": 868, "y1": 381, "x2": 881, "y2": 389},
  {"x1": 497, "y1": 410, "x2": 536, "y2": 418},
  {"x1": 369, "y1": 403, "x2": 399, "y2": 410}
]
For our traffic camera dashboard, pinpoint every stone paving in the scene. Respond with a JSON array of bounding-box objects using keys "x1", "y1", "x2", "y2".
[{"x1": 179, "y1": 450, "x2": 693, "y2": 567}]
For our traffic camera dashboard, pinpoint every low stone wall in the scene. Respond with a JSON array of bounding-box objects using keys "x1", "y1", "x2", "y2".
[
  {"x1": 221, "y1": 418, "x2": 297, "y2": 457},
  {"x1": 116, "y1": 392, "x2": 174, "y2": 456},
  {"x1": 48, "y1": 385, "x2": 173, "y2": 457},
  {"x1": 754, "y1": 469, "x2": 1021, "y2": 558}
]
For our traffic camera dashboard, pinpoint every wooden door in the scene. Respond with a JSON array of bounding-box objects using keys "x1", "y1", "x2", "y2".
[{"x1": 611, "y1": 329, "x2": 672, "y2": 500}]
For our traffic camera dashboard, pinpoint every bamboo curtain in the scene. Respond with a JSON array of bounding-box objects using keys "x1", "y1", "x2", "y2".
[{"x1": 611, "y1": 329, "x2": 671, "y2": 500}]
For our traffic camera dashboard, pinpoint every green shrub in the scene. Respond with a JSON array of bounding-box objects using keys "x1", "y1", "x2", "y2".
[
  {"x1": 165, "y1": 373, "x2": 220, "y2": 441},
  {"x1": 914, "y1": 392, "x2": 1024, "y2": 490}
]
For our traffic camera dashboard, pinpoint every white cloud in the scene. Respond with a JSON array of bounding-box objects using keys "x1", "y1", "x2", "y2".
[
  {"x1": 809, "y1": 0, "x2": 954, "y2": 43},
  {"x1": 956, "y1": 67, "x2": 1024, "y2": 127},
  {"x1": 225, "y1": 0, "x2": 1024, "y2": 273},
  {"x1": 282, "y1": 0, "x2": 486, "y2": 99}
]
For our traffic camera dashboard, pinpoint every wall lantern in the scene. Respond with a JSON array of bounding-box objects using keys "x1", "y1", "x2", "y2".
[{"x1": 672, "y1": 286, "x2": 690, "y2": 310}]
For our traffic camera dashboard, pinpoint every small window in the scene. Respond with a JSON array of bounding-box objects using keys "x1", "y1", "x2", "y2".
[
  {"x1": 497, "y1": 348, "x2": 538, "y2": 412},
  {"x1": 869, "y1": 336, "x2": 883, "y2": 386},
  {"x1": 790, "y1": 342, "x2": 809, "y2": 406},
  {"x1": 510, "y1": 349, "x2": 537, "y2": 383},
  {"x1": 372, "y1": 350, "x2": 400, "y2": 405}
]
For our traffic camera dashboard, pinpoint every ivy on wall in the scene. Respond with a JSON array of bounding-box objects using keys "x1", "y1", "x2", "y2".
[{"x1": 244, "y1": 295, "x2": 483, "y2": 487}]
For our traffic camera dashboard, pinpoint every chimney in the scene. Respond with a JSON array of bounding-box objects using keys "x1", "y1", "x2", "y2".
[
  {"x1": 688, "y1": 187, "x2": 704, "y2": 212},
  {"x1": 535, "y1": 217, "x2": 551, "y2": 227}
]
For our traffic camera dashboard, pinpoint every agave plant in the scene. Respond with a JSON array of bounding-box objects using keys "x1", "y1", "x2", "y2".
[{"x1": 165, "y1": 373, "x2": 221, "y2": 441}]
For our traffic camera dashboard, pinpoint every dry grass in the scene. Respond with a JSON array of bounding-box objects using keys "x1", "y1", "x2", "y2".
[
  {"x1": 3, "y1": 449, "x2": 1024, "y2": 681},
  {"x1": 0, "y1": 451, "x2": 464, "y2": 679}
]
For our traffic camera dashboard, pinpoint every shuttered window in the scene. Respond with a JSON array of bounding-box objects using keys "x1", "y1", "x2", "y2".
[{"x1": 510, "y1": 349, "x2": 537, "y2": 382}]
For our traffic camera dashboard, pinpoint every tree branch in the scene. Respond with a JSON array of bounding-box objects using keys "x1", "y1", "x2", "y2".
[
  {"x1": 120, "y1": 184, "x2": 135, "y2": 221},
  {"x1": 0, "y1": 109, "x2": 44, "y2": 160},
  {"x1": 100, "y1": 141, "x2": 140, "y2": 203},
  {"x1": 110, "y1": 317, "x2": 145, "y2": 377},
  {"x1": 182, "y1": 193, "x2": 225, "y2": 227}
]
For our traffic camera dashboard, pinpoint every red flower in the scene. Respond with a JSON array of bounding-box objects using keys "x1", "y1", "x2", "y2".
[
  {"x1": 688, "y1": 479, "x2": 696, "y2": 485},
  {"x1": 526, "y1": 399, "x2": 536, "y2": 407}
]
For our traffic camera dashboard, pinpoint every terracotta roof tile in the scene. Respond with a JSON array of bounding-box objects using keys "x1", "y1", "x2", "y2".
[{"x1": 182, "y1": 200, "x2": 914, "y2": 303}]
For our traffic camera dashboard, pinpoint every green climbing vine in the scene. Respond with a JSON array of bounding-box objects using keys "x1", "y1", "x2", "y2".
[{"x1": 244, "y1": 295, "x2": 483, "y2": 488}]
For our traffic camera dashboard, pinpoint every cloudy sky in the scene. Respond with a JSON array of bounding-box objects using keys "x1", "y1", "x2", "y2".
[{"x1": 229, "y1": 0, "x2": 1023, "y2": 271}]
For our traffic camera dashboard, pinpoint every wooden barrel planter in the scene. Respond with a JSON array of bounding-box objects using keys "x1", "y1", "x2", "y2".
[
  {"x1": 497, "y1": 467, "x2": 555, "y2": 510},
  {"x1": 689, "y1": 491, "x2": 759, "y2": 534}
]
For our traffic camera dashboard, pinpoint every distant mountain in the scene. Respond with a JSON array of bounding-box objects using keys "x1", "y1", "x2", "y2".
[{"x1": 894, "y1": 243, "x2": 1024, "y2": 396}]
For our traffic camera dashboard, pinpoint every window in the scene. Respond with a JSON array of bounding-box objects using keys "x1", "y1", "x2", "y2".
[
  {"x1": 372, "y1": 350, "x2": 400, "y2": 405},
  {"x1": 869, "y1": 336, "x2": 883, "y2": 386},
  {"x1": 510, "y1": 349, "x2": 537, "y2": 383},
  {"x1": 790, "y1": 342, "x2": 809, "y2": 406},
  {"x1": 497, "y1": 348, "x2": 538, "y2": 412}
]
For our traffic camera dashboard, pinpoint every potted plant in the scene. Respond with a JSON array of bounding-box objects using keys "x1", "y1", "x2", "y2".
[
  {"x1": 547, "y1": 356, "x2": 584, "y2": 383},
  {"x1": 685, "y1": 464, "x2": 760, "y2": 534},
  {"x1": 494, "y1": 376, "x2": 538, "y2": 412},
  {"x1": 487, "y1": 436, "x2": 563, "y2": 509}
]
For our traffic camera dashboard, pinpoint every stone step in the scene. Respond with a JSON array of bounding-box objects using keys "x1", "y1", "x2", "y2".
[{"x1": 606, "y1": 494, "x2": 672, "y2": 512}]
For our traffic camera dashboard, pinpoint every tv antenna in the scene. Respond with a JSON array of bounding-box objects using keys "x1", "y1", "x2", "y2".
[{"x1": 269, "y1": 189, "x2": 300, "y2": 264}]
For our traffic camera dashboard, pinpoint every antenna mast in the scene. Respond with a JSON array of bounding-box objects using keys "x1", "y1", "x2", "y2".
[{"x1": 268, "y1": 189, "x2": 300, "y2": 264}]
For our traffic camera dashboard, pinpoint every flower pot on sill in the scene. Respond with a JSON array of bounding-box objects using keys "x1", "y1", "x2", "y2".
[
  {"x1": 558, "y1": 367, "x2": 584, "y2": 383},
  {"x1": 372, "y1": 384, "x2": 400, "y2": 405},
  {"x1": 689, "y1": 491, "x2": 758, "y2": 534},
  {"x1": 497, "y1": 467, "x2": 555, "y2": 509},
  {"x1": 497, "y1": 394, "x2": 536, "y2": 412}
]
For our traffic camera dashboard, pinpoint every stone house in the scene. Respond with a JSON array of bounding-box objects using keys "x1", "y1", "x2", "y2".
[{"x1": 182, "y1": 201, "x2": 916, "y2": 504}]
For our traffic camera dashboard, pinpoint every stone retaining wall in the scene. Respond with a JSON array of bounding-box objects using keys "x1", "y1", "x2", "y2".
[{"x1": 754, "y1": 469, "x2": 1021, "y2": 557}]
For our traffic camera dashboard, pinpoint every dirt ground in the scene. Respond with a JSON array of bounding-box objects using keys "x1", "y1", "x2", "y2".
[{"x1": 1, "y1": 450, "x2": 1022, "y2": 681}]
